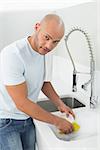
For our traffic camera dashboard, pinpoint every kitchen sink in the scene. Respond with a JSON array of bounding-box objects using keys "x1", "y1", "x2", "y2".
[
  {"x1": 37, "y1": 96, "x2": 85, "y2": 112},
  {"x1": 49, "y1": 109, "x2": 98, "y2": 141},
  {"x1": 35, "y1": 97, "x2": 99, "y2": 148}
]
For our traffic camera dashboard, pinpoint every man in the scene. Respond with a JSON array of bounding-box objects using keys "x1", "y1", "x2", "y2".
[{"x1": 0, "y1": 14, "x2": 75, "y2": 150}]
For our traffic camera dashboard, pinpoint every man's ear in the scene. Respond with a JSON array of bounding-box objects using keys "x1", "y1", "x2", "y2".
[{"x1": 34, "y1": 23, "x2": 40, "y2": 31}]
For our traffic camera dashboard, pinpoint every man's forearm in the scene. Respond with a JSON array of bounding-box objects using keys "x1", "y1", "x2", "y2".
[
  {"x1": 41, "y1": 82, "x2": 64, "y2": 108},
  {"x1": 17, "y1": 98, "x2": 58, "y2": 125}
]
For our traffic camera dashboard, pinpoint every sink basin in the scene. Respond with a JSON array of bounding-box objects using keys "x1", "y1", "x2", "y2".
[
  {"x1": 34, "y1": 107, "x2": 99, "y2": 150},
  {"x1": 37, "y1": 96, "x2": 85, "y2": 112},
  {"x1": 49, "y1": 109, "x2": 98, "y2": 141}
]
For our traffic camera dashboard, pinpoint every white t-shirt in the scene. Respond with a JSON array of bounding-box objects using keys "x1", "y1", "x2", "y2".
[{"x1": 0, "y1": 37, "x2": 52, "y2": 119}]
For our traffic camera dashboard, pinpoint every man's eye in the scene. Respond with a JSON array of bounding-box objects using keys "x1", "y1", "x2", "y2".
[
  {"x1": 45, "y1": 36, "x2": 49, "y2": 40},
  {"x1": 53, "y1": 41, "x2": 59, "y2": 44}
]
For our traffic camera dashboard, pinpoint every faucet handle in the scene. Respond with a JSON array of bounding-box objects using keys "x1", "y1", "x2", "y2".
[{"x1": 81, "y1": 84, "x2": 87, "y2": 91}]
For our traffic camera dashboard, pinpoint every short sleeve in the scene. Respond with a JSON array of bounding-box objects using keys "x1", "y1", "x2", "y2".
[
  {"x1": 44, "y1": 52, "x2": 53, "y2": 81},
  {"x1": 0, "y1": 50, "x2": 25, "y2": 85}
]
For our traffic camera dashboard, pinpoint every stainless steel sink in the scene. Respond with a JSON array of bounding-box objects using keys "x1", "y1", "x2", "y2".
[{"x1": 37, "y1": 96, "x2": 85, "y2": 112}]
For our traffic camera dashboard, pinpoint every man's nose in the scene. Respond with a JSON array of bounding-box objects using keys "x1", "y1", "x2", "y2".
[{"x1": 45, "y1": 41, "x2": 53, "y2": 50}]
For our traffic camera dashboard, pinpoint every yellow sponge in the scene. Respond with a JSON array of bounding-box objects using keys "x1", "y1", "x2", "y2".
[
  {"x1": 72, "y1": 122, "x2": 80, "y2": 132},
  {"x1": 59, "y1": 122, "x2": 80, "y2": 134}
]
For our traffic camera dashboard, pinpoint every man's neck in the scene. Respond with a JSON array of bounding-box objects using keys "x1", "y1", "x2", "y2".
[{"x1": 28, "y1": 35, "x2": 38, "y2": 53}]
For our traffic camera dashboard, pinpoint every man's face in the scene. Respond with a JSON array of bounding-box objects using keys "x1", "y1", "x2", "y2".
[{"x1": 34, "y1": 22, "x2": 64, "y2": 55}]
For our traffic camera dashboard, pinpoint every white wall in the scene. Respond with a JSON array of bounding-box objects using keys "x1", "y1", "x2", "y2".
[
  {"x1": 0, "y1": 0, "x2": 94, "y2": 10},
  {"x1": 53, "y1": 2, "x2": 98, "y2": 69},
  {"x1": 97, "y1": 0, "x2": 100, "y2": 71},
  {"x1": 0, "y1": 2, "x2": 98, "y2": 70}
]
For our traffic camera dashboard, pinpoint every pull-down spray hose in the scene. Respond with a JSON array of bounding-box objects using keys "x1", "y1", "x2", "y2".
[{"x1": 64, "y1": 27, "x2": 95, "y2": 107}]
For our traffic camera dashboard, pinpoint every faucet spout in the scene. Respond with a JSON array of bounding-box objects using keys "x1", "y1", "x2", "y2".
[{"x1": 64, "y1": 27, "x2": 96, "y2": 108}]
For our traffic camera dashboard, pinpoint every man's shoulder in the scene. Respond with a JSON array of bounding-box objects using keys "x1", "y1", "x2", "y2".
[
  {"x1": 1, "y1": 37, "x2": 27, "y2": 55},
  {"x1": 16, "y1": 37, "x2": 27, "y2": 52}
]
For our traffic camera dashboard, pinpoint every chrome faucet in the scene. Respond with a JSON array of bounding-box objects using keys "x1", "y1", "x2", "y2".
[{"x1": 64, "y1": 27, "x2": 97, "y2": 108}]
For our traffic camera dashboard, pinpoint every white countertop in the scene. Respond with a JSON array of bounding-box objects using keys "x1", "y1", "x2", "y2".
[{"x1": 34, "y1": 107, "x2": 100, "y2": 150}]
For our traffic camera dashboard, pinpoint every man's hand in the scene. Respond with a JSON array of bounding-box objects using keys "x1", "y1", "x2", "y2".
[
  {"x1": 58, "y1": 103, "x2": 75, "y2": 119},
  {"x1": 54, "y1": 116, "x2": 74, "y2": 134}
]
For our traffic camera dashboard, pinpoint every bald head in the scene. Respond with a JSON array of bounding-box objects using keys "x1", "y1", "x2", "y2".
[
  {"x1": 41, "y1": 14, "x2": 64, "y2": 27},
  {"x1": 40, "y1": 14, "x2": 65, "y2": 35}
]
